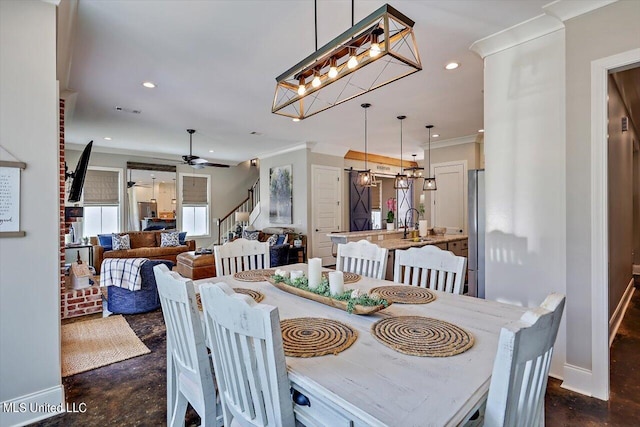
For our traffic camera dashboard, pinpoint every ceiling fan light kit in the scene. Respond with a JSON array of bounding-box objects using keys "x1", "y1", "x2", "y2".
[{"x1": 272, "y1": 3, "x2": 421, "y2": 120}]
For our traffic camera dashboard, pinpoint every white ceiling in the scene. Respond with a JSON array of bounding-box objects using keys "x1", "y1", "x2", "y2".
[{"x1": 63, "y1": 0, "x2": 549, "y2": 164}]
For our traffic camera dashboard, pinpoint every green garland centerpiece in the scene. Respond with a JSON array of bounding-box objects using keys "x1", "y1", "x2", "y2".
[{"x1": 272, "y1": 273, "x2": 389, "y2": 314}]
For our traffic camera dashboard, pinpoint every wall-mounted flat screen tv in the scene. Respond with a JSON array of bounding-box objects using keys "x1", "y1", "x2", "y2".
[{"x1": 67, "y1": 141, "x2": 93, "y2": 203}]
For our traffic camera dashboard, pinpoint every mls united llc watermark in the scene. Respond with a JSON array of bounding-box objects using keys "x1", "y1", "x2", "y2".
[{"x1": 2, "y1": 402, "x2": 87, "y2": 414}]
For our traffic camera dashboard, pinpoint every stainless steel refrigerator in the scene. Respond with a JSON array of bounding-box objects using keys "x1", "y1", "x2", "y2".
[{"x1": 468, "y1": 170, "x2": 485, "y2": 298}]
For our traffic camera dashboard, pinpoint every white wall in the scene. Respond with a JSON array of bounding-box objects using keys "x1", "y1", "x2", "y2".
[
  {"x1": 483, "y1": 29, "x2": 567, "y2": 377},
  {"x1": 0, "y1": 1, "x2": 64, "y2": 425},
  {"x1": 255, "y1": 147, "x2": 308, "y2": 234}
]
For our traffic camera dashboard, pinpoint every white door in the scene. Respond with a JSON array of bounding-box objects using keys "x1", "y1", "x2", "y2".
[
  {"x1": 311, "y1": 165, "x2": 342, "y2": 266},
  {"x1": 431, "y1": 161, "x2": 466, "y2": 234}
]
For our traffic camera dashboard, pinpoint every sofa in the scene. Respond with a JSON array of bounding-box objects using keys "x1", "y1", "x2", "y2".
[
  {"x1": 92, "y1": 230, "x2": 195, "y2": 273},
  {"x1": 241, "y1": 227, "x2": 307, "y2": 267}
]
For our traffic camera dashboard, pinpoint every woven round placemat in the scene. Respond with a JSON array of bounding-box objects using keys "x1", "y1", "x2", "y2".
[
  {"x1": 371, "y1": 316, "x2": 474, "y2": 357},
  {"x1": 196, "y1": 288, "x2": 265, "y2": 311},
  {"x1": 233, "y1": 269, "x2": 276, "y2": 282},
  {"x1": 321, "y1": 271, "x2": 361, "y2": 284},
  {"x1": 280, "y1": 317, "x2": 357, "y2": 357},
  {"x1": 369, "y1": 286, "x2": 436, "y2": 304}
]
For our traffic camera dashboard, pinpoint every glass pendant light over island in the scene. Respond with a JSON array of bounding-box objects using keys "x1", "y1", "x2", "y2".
[
  {"x1": 394, "y1": 115, "x2": 409, "y2": 190},
  {"x1": 423, "y1": 125, "x2": 437, "y2": 191},
  {"x1": 357, "y1": 103, "x2": 374, "y2": 187}
]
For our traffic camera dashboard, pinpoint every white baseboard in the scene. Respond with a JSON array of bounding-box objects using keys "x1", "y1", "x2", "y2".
[
  {"x1": 609, "y1": 279, "x2": 635, "y2": 347},
  {"x1": 0, "y1": 385, "x2": 65, "y2": 427},
  {"x1": 561, "y1": 364, "x2": 593, "y2": 397}
]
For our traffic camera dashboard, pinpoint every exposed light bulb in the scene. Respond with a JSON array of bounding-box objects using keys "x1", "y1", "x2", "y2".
[
  {"x1": 370, "y1": 42, "x2": 381, "y2": 57},
  {"x1": 328, "y1": 66, "x2": 338, "y2": 78},
  {"x1": 347, "y1": 55, "x2": 358, "y2": 69},
  {"x1": 292, "y1": 118, "x2": 300, "y2": 122},
  {"x1": 432, "y1": 134, "x2": 440, "y2": 138},
  {"x1": 298, "y1": 84, "x2": 306, "y2": 96},
  {"x1": 312, "y1": 75, "x2": 321, "y2": 88}
]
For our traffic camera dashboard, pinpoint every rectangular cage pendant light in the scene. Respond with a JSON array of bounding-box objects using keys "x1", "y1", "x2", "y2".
[{"x1": 272, "y1": 4, "x2": 421, "y2": 120}]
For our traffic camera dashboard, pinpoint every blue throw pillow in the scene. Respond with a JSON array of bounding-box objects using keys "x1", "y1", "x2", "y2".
[
  {"x1": 98, "y1": 234, "x2": 113, "y2": 251},
  {"x1": 276, "y1": 234, "x2": 288, "y2": 245},
  {"x1": 178, "y1": 231, "x2": 187, "y2": 245}
]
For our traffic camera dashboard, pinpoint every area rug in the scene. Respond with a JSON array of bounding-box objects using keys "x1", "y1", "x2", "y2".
[{"x1": 61, "y1": 315, "x2": 150, "y2": 377}]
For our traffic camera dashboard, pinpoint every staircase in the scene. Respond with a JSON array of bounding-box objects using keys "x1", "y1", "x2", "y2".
[{"x1": 217, "y1": 178, "x2": 260, "y2": 244}]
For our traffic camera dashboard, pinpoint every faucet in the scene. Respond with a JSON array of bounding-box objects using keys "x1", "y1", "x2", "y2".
[{"x1": 403, "y1": 208, "x2": 421, "y2": 239}]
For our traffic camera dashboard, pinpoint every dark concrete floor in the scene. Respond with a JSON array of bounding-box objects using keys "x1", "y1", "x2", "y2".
[{"x1": 33, "y1": 285, "x2": 640, "y2": 427}]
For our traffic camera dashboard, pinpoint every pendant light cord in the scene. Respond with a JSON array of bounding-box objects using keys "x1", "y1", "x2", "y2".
[
  {"x1": 352, "y1": 0, "x2": 354, "y2": 26},
  {"x1": 364, "y1": 107, "x2": 368, "y2": 171},
  {"x1": 428, "y1": 127, "x2": 431, "y2": 176},
  {"x1": 400, "y1": 119, "x2": 403, "y2": 174},
  {"x1": 314, "y1": 0, "x2": 318, "y2": 51}
]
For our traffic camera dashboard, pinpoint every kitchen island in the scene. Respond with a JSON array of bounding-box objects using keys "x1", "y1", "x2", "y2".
[{"x1": 328, "y1": 230, "x2": 468, "y2": 279}]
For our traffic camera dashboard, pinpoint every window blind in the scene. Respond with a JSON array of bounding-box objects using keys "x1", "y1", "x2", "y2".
[
  {"x1": 182, "y1": 176, "x2": 208, "y2": 205},
  {"x1": 83, "y1": 170, "x2": 120, "y2": 205}
]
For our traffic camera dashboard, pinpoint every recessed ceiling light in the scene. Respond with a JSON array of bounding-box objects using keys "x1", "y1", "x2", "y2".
[
  {"x1": 445, "y1": 62, "x2": 459, "y2": 70},
  {"x1": 250, "y1": 131, "x2": 262, "y2": 136},
  {"x1": 432, "y1": 134, "x2": 440, "y2": 138},
  {"x1": 478, "y1": 129, "x2": 484, "y2": 133},
  {"x1": 103, "y1": 137, "x2": 112, "y2": 141},
  {"x1": 142, "y1": 81, "x2": 156, "y2": 88},
  {"x1": 209, "y1": 150, "x2": 214, "y2": 153},
  {"x1": 150, "y1": 174, "x2": 155, "y2": 177},
  {"x1": 292, "y1": 118, "x2": 300, "y2": 122}
]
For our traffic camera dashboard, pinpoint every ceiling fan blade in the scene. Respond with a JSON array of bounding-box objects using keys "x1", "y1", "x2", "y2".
[{"x1": 197, "y1": 161, "x2": 230, "y2": 168}]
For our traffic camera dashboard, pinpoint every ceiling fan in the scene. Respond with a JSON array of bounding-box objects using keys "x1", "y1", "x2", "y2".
[
  {"x1": 126, "y1": 169, "x2": 150, "y2": 188},
  {"x1": 181, "y1": 129, "x2": 229, "y2": 169}
]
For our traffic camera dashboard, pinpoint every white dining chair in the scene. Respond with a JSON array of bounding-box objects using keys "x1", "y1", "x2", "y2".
[
  {"x1": 214, "y1": 238, "x2": 270, "y2": 276},
  {"x1": 393, "y1": 245, "x2": 467, "y2": 294},
  {"x1": 153, "y1": 264, "x2": 222, "y2": 427},
  {"x1": 336, "y1": 239, "x2": 389, "y2": 280},
  {"x1": 478, "y1": 293, "x2": 566, "y2": 427},
  {"x1": 199, "y1": 281, "x2": 299, "y2": 427}
]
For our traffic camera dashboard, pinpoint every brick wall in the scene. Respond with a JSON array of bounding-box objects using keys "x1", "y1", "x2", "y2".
[{"x1": 59, "y1": 98, "x2": 102, "y2": 319}]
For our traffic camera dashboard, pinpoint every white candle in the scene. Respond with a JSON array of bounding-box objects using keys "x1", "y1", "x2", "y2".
[
  {"x1": 419, "y1": 220, "x2": 429, "y2": 238},
  {"x1": 328, "y1": 271, "x2": 344, "y2": 295},
  {"x1": 307, "y1": 258, "x2": 322, "y2": 289},
  {"x1": 290, "y1": 270, "x2": 304, "y2": 281}
]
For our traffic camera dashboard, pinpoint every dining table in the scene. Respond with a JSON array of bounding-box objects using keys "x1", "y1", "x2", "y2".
[{"x1": 194, "y1": 263, "x2": 527, "y2": 427}]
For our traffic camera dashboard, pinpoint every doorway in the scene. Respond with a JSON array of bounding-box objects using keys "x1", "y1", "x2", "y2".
[
  {"x1": 430, "y1": 160, "x2": 467, "y2": 234},
  {"x1": 590, "y1": 49, "x2": 640, "y2": 401}
]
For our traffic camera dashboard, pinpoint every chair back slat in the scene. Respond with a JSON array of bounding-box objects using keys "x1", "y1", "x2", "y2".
[
  {"x1": 200, "y1": 282, "x2": 295, "y2": 427},
  {"x1": 393, "y1": 245, "x2": 467, "y2": 294},
  {"x1": 153, "y1": 264, "x2": 221, "y2": 427},
  {"x1": 485, "y1": 293, "x2": 565, "y2": 427},
  {"x1": 336, "y1": 240, "x2": 388, "y2": 280},
  {"x1": 214, "y1": 238, "x2": 270, "y2": 277}
]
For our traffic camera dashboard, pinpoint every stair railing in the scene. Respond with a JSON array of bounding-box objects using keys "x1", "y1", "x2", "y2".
[{"x1": 217, "y1": 178, "x2": 259, "y2": 244}]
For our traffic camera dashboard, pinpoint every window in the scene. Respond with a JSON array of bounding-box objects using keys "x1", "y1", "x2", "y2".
[
  {"x1": 82, "y1": 168, "x2": 121, "y2": 237},
  {"x1": 180, "y1": 174, "x2": 210, "y2": 237}
]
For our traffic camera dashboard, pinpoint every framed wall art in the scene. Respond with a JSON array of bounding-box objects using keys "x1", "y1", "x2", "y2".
[{"x1": 269, "y1": 164, "x2": 292, "y2": 224}]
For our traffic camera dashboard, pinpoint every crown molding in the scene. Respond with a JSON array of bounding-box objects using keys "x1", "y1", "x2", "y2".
[
  {"x1": 41, "y1": 0, "x2": 61, "y2": 5},
  {"x1": 470, "y1": 13, "x2": 563, "y2": 59},
  {"x1": 419, "y1": 134, "x2": 477, "y2": 150},
  {"x1": 257, "y1": 142, "x2": 311, "y2": 160},
  {"x1": 543, "y1": 0, "x2": 618, "y2": 22},
  {"x1": 310, "y1": 142, "x2": 350, "y2": 158},
  {"x1": 470, "y1": 0, "x2": 619, "y2": 59}
]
